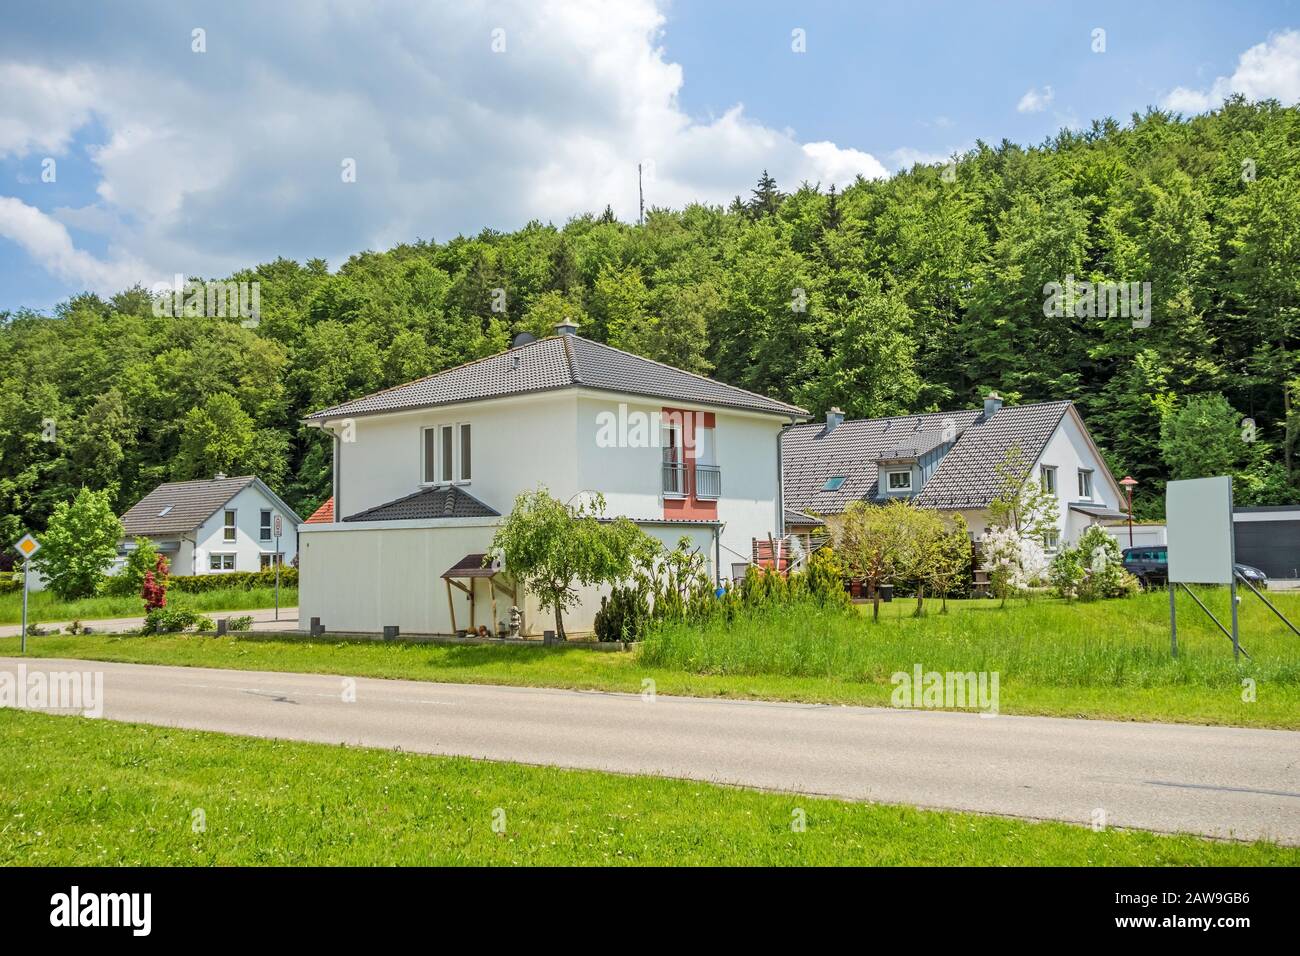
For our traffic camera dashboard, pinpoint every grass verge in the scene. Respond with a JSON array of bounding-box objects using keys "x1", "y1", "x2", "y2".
[
  {"x1": 3, "y1": 591, "x2": 1297, "y2": 728},
  {"x1": 0, "y1": 588, "x2": 297, "y2": 625},
  {"x1": 1, "y1": 709, "x2": 1293, "y2": 866}
]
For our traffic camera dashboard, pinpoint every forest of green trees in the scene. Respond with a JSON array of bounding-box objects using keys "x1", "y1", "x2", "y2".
[{"x1": 1, "y1": 96, "x2": 1297, "y2": 543}]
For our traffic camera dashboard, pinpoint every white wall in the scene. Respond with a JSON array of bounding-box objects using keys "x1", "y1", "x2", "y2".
[
  {"x1": 1031, "y1": 410, "x2": 1122, "y2": 547},
  {"x1": 1099, "y1": 524, "x2": 1166, "y2": 549},
  {"x1": 192, "y1": 483, "x2": 298, "y2": 575},
  {"x1": 573, "y1": 392, "x2": 784, "y2": 575},
  {"x1": 299, "y1": 519, "x2": 716, "y2": 637},
  {"x1": 330, "y1": 391, "x2": 581, "y2": 520}
]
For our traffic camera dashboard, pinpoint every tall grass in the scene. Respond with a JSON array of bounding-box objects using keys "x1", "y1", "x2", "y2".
[
  {"x1": 639, "y1": 590, "x2": 1300, "y2": 689},
  {"x1": 0, "y1": 587, "x2": 297, "y2": 625}
]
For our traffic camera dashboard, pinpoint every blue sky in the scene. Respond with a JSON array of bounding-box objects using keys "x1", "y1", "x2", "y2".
[{"x1": 1, "y1": 0, "x2": 1297, "y2": 313}]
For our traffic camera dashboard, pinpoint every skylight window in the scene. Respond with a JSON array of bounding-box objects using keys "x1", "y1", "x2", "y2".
[
  {"x1": 822, "y1": 476, "x2": 846, "y2": 491},
  {"x1": 158, "y1": 505, "x2": 173, "y2": 517}
]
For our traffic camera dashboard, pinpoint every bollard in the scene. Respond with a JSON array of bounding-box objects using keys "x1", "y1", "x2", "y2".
[
  {"x1": 216, "y1": 618, "x2": 228, "y2": 636},
  {"x1": 310, "y1": 617, "x2": 325, "y2": 637}
]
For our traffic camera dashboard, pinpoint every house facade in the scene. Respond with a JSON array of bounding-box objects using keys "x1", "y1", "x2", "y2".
[
  {"x1": 299, "y1": 324, "x2": 807, "y2": 637},
  {"x1": 781, "y1": 394, "x2": 1126, "y2": 550},
  {"x1": 117, "y1": 475, "x2": 302, "y2": 575}
]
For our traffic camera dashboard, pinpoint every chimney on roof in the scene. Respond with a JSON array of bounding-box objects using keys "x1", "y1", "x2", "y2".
[
  {"x1": 214, "y1": 471, "x2": 227, "y2": 480},
  {"x1": 554, "y1": 319, "x2": 580, "y2": 336},
  {"x1": 825, "y1": 407, "x2": 845, "y2": 433},
  {"x1": 983, "y1": 392, "x2": 1003, "y2": 420}
]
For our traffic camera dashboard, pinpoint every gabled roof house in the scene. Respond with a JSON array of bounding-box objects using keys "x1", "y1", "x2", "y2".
[
  {"x1": 298, "y1": 322, "x2": 808, "y2": 637},
  {"x1": 118, "y1": 474, "x2": 303, "y2": 575},
  {"x1": 782, "y1": 394, "x2": 1126, "y2": 549}
]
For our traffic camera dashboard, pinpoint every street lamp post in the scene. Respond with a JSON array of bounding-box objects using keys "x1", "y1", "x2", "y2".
[{"x1": 1119, "y1": 476, "x2": 1138, "y2": 548}]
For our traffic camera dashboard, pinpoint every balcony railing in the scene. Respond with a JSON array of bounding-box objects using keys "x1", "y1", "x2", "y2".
[
  {"x1": 662, "y1": 461, "x2": 686, "y2": 496},
  {"x1": 694, "y1": 463, "x2": 721, "y2": 500}
]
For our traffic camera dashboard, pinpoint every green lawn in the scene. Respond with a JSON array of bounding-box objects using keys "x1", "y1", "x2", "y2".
[
  {"x1": 1, "y1": 709, "x2": 1292, "y2": 866},
  {"x1": 4, "y1": 590, "x2": 1297, "y2": 728},
  {"x1": 0, "y1": 587, "x2": 297, "y2": 625}
]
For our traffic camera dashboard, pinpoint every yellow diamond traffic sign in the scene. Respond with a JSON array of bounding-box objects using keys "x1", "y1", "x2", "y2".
[{"x1": 13, "y1": 533, "x2": 40, "y2": 558}]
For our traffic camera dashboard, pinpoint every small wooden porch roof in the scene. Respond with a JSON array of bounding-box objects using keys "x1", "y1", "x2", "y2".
[{"x1": 441, "y1": 553, "x2": 515, "y2": 635}]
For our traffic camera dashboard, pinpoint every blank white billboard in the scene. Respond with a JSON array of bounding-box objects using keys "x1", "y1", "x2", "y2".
[{"x1": 1166, "y1": 476, "x2": 1234, "y2": 584}]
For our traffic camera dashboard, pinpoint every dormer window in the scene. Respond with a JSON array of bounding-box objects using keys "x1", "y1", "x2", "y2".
[
  {"x1": 886, "y1": 471, "x2": 912, "y2": 492},
  {"x1": 822, "y1": 476, "x2": 846, "y2": 491}
]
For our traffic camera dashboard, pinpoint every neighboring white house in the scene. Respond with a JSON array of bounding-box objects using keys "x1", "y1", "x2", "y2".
[
  {"x1": 298, "y1": 322, "x2": 808, "y2": 637},
  {"x1": 781, "y1": 394, "x2": 1127, "y2": 550},
  {"x1": 117, "y1": 475, "x2": 302, "y2": 575}
]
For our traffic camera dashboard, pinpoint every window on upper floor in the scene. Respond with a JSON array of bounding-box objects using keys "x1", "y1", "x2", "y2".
[
  {"x1": 1040, "y1": 465, "x2": 1057, "y2": 496},
  {"x1": 887, "y1": 470, "x2": 912, "y2": 492},
  {"x1": 260, "y1": 509, "x2": 272, "y2": 541},
  {"x1": 1078, "y1": 468, "x2": 1093, "y2": 500},
  {"x1": 422, "y1": 423, "x2": 472, "y2": 485},
  {"x1": 822, "y1": 476, "x2": 845, "y2": 492},
  {"x1": 223, "y1": 510, "x2": 236, "y2": 542}
]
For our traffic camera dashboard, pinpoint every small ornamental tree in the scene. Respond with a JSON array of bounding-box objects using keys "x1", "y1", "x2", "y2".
[
  {"x1": 831, "y1": 499, "x2": 916, "y2": 621},
  {"x1": 490, "y1": 488, "x2": 660, "y2": 640},
  {"x1": 141, "y1": 553, "x2": 170, "y2": 612},
  {"x1": 926, "y1": 514, "x2": 972, "y2": 613},
  {"x1": 32, "y1": 487, "x2": 124, "y2": 600}
]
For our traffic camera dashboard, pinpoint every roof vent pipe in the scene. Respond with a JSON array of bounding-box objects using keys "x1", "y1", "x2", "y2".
[
  {"x1": 825, "y1": 407, "x2": 845, "y2": 433},
  {"x1": 214, "y1": 471, "x2": 227, "y2": 480},
  {"x1": 554, "y1": 319, "x2": 579, "y2": 336}
]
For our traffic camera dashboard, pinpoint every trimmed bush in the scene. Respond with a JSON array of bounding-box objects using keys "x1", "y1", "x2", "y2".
[
  {"x1": 226, "y1": 614, "x2": 254, "y2": 631},
  {"x1": 105, "y1": 566, "x2": 298, "y2": 595},
  {"x1": 142, "y1": 607, "x2": 214, "y2": 634}
]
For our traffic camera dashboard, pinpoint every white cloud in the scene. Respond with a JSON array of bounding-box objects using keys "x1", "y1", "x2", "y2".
[
  {"x1": 0, "y1": 0, "x2": 895, "y2": 294},
  {"x1": 1017, "y1": 85, "x2": 1054, "y2": 113},
  {"x1": 1163, "y1": 30, "x2": 1300, "y2": 112},
  {"x1": 0, "y1": 63, "x2": 96, "y2": 159},
  {"x1": 889, "y1": 147, "x2": 951, "y2": 170},
  {"x1": 0, "y1": 196, "x2": 150, "y2": 292}
]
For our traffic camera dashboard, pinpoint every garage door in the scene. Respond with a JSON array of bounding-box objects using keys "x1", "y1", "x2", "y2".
[{"x1": 1234, "y1": 520, "x2": 1300, "y2": 580}]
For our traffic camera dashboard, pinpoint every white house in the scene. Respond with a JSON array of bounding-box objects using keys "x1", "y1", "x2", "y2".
[
  {"x1": 299, "y1": 322, "x2": 808, "y2": 637},
  {"x1": 117, "y1": 474, "x2": 302, "y2": 575},
  {"x1": 781, "y1": 394, "x2": 1127, "y2": 550}
]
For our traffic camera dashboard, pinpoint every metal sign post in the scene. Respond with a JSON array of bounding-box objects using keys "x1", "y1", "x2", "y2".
[
  {"x1": 12, "y1": 534, "x2": 41, "y2": 654},
  {"x1": 273, "y1": 514, "x2": 283, "y2": 621}
]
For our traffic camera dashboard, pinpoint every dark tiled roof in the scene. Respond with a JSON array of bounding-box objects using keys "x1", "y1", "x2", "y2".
[
  {"x1": 784, "y1": 508, "x2": 823, "y2": 527},
  {"x1": 305, "y1": 497, "x2": 334, "y2": 523},
  {"x1": 305, "y1": 334, "x2": 807, "y2": 421},
  {"x1": 782, "y1": 402, "x2": 1073, "y2": 514},
  {"x1": 342, "y1": 486, "x2": 500, "y2": 522},
  {"x1": 121, "y1": 476, "x2": 257, "y2": 536}
]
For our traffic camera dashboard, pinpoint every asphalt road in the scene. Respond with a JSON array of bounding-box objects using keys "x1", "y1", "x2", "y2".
[{"x1": 3, "y1": 656, "x2": 1298, "y2": 845}]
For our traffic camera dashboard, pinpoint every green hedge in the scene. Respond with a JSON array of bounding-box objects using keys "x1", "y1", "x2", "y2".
[{"x1": 101, "y1": 567, "x2": 298, "y2": 597}]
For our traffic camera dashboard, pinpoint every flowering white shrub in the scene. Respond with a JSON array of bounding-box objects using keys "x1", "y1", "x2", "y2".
[{"x1": 978, "y1": 526, "x2": 1050, "y2": 605}]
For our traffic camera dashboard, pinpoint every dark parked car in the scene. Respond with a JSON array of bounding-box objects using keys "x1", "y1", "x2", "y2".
[{"x1": 1121, "y1": 546, "x2": 1268, "y2": 588}]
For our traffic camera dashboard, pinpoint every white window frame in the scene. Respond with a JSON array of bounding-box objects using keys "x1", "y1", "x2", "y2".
[
  {"x1": 259, "y1": 552, "x2": 284, "y2": 570},
  {"x1": 1040, "y1": 464, "x2": 1057, "y2": 497},
  {"x1": 886, "y1": 470, "x2": 912, "y2": 492},
  {"x1": 1077, "y1": 468, "x2": 1093, "y2": 500},
  {"x1": 1043, "y1": 529, "x2": 1060, "y2": 552},
  {"x1": 454, "y1": 422, "x2": 471, "y2": 484},
  {"x1": 260, "y1": 509, "x2": 273, "y2": 541},
  {"x1": 209, "y1": 552, "x2": 236, "y2": 571},
  {"x1": 223, "y1": 510, "x2": 237, "y2": 543},
  {"x1": 661, "y1": 422, "x2": 686, "y2": 499},
  {"x1": 422, "y1": 422, "x2": 473, "y2": 486}
]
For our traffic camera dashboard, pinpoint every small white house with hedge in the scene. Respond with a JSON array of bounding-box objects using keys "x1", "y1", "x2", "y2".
[{"x1": 116, "y1": 474, "x2": 302, "y2": 576}]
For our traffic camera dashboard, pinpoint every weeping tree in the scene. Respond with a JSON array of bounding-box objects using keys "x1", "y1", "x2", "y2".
[{"x1": 490, "y1": 488, "x2": 659, "y2": 640}]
